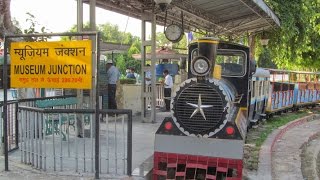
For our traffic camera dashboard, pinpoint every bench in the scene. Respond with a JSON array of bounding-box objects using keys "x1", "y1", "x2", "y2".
[{"x1": 36, "y1": 97, "x2": 90, "y2": 140}]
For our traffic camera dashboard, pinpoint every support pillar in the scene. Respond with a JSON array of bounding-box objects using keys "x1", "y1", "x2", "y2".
[
  {"x1": 249, "y1": 34, "x2": 256, "y2": 60},
  {"x1": 141, "y1": 13, "x2": 157, "y2": 123},
  {"x1": 87, "y1": 0, "x2": 99, "y2": 179},
  {"x1": 76, "y1": 0, "x2": 84, "y2": 135}
]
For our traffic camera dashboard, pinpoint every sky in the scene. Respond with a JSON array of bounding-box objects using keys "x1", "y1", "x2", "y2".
[{"x1": 10, "y1": 0, "x2": 162, "y2": 38}]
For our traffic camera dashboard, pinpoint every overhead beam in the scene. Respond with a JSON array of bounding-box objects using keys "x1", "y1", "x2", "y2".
[
  {"x1": 170, "y1": 1, "x2": 221, "y2": 29},
  {"x1": 84, "y1": 0, "x2": 143, "y2": 19},
  {"x1": 239, "y1": 0, "x2": 279, "y2": 28}
]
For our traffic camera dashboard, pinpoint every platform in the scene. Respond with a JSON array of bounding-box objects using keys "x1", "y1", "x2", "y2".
[{"x1": 0, "y1": 111, "x2": 170, "y2": 179}]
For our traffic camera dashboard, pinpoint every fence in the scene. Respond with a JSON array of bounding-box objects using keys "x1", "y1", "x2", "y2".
[
  {"x1": 156, "y1": 84, "x2": 165, "y2": 107},
  {"x1": 0, "y1": 95, "x2": 75, "y2": 152},
  {"x1": 0, "y1": 95, "x2": 132, "y2": 178},
  {"x1": 18, "y1": 106, "x2": 132, "y2": 176}
]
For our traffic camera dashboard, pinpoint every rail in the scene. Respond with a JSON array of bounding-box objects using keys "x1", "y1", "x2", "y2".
[{"x1": 156, "y1": 84, "x2": 165, "y2": 107}]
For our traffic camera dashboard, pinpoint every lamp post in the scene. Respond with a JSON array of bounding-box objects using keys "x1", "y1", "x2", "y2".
[
  {"x1": 260, "y1": 32, "x2": 269, "y2": 47},
  {"x1": 154, "y1": 0, "x2": 172, "y2": 11}
]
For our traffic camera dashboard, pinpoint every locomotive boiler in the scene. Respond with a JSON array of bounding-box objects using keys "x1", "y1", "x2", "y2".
[{"x1": 153, "y1": 37, "x2": 255, "y2": 180}]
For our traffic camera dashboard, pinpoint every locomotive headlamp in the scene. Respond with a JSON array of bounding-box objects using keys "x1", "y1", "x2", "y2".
[{"x1": 191, "y1": 56, "x2": 211, "y2": 76}]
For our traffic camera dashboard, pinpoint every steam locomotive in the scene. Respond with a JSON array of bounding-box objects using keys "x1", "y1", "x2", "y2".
[{"x1": 153, "y1": 37, "x2": 320, "y2": 180}]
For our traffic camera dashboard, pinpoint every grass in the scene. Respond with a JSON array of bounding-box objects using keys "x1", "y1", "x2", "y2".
[{"x1": 244, "y1": 109, "x2": 318, "y2": 170}]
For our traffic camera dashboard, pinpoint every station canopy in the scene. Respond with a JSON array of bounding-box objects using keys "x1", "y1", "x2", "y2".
[{"x1": 87, "y1": 0, "x2": 280, "y2": 36}]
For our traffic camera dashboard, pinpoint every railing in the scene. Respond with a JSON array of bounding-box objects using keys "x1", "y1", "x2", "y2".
[
  {"x1": 18, "y1": 106, "x2": 132, "y2": 176},
  {"x1": 0, "y1": 100, "x2": 19, "y2": 151},
  {"x1": 0, "y1": 95, "x2": 76, "y2": 152},
  {"x1": 156, "y1": 84, "x2": 164, "y2": 107}
]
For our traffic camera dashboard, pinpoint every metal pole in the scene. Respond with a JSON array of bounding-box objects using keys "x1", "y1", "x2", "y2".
[
  {"x1": 90, "y1": 0, "x2": 96, "y2": 110},
  {"x1": 127, "y1": 110, "x2": 132, "y2": 176},
  {"x1": 140, "y1": 16, "x2": 146, "y2": 122},
  {"x1": 151, "y1": 14, "x2": 157, "y2": 123},
  {"x1": 15, "y1": 103, "x2": 19, "y2": 148},
  {"x1": 3, "y1": 36, "x2": 9, "y2": 171},
  {"x1": 95, "y1": 32, "x2": 100, "y2": 179},
  {"x1": 77, "y1": 0, "x2": 83, "y2": 32},
  {"x1": 88, "y1": 0, "x2": 99, "y2": 178},
  {"x1": 76, "y1": 0, "x2": 84, "y2": 143}
]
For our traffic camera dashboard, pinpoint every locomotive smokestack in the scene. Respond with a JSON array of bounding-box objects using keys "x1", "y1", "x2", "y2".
[
  {"x1": 190, "y1": 37, "x2": 219, "y2": 78},
  {"x1": 198, "y1": 37, "x2": 219, "y2": 77}
]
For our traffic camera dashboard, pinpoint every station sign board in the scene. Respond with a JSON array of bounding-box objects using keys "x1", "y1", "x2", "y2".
[{"x1": 10, "y1": 40, "x2": 92, "y2": 89}]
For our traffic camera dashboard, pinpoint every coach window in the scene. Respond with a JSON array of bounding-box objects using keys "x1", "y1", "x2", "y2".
[
  {"x1": 255, "y1": 81, "x2": 259, "y2": 97},
  {"x1": 216, "y1": 50, "x2": 246, "y2": 77},
  {"x1": 259, "y1": 81, "x2": 263, "y2": 96},
  {"x1": 252, "y1": 81, "x2": 255, "y2": 98},
  {"x1": 265, "y1": 81, "x2": 269, "y2": 96}
]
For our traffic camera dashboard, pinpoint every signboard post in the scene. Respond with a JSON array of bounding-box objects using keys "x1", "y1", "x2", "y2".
[{"x1": 2, "y1": 32, "x2": 98, "y2": 174}]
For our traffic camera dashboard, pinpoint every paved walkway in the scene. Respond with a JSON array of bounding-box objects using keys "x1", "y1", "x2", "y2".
[
  {"x1": 254, "y1": 114, "x2": 320, "y2": 180},
  {"x1": 0, "y1": 111, "x2": 171, "y2": 180},
  {"x1": 272, "y1": 118, "x2": 320, "y2": 180}
]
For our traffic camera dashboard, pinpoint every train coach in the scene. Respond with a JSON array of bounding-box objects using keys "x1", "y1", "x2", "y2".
[
  {"x1": 264, "y1": 69, "x2": 320, "y2": 118},
  {"x1": 152, "y1": 37, "x2": 320, "y2": 180},
  {"x1": 248, "y1": 69, "x2": 320, "y2": 126}
]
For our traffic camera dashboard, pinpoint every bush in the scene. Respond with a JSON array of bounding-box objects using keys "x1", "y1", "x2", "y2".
[{"x1": 120, "y1": 78, "x2": 136, "y2": 84}]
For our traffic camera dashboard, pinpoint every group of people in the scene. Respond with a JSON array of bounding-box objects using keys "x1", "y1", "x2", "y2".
[
  {"x1": 125, "y1": 67, "x2": 138, "y2": 79},
  {"x1": 102, "y1": 54, "x2": 173, "y2": 113}
]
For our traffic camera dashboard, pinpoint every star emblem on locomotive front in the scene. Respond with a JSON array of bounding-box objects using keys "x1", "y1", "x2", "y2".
[{"x1": 186, "y1": 94, "x2": 213, "y2": 120}]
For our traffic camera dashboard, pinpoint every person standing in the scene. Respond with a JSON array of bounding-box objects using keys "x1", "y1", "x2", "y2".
[
  {"x1": 145, "y1": 64, "x2": 152, "y2": 86},
  {"x1": 105, "y1": 57, "x2": 120, "y2": 112},
  {"x1": 162, "y1": 69, "x2": 173, "y2": 111},
  {"x1": 145, "y1": 64, "x2": 152, "y2": 110}
]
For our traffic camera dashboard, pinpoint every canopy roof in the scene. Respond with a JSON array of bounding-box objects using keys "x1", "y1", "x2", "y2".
[
  {"x1": 100, "y1": 42, "x2": 131, "y2": 53},
  {"x1": 132, "y1": 47, "x2": 187, "y2": 60},
  {"x1": 86, "y1": 0, "x2": 280, "y2": 36}
]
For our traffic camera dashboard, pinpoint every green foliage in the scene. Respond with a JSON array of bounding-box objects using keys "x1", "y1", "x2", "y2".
[
  {"x1": 13, "y1": 12, "x2": 50, "y2": 41},
  {"x1": 265, "y1": 0, "x2": 320, "y2": 70},
  {"x1": 98, "y1": 23, "x2": 133, "y2": 44},
  {"x1": 119, "y1": 78, "x2": 136, "y2": 84}
]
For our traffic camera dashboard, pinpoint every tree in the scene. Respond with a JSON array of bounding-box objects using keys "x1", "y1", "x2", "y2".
[
  {"x1": 98, "y1": 23, "x2": 141, "y2": 74},
  {"x1": 265, "y1": 0, "x2": 320, "y2": 70},
  {"x1": 63, "y1": 23, "x2": 141, "y2": 75},
  {"x1": 0, "y1": 0, "x2": 17, "y2": 37}
]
